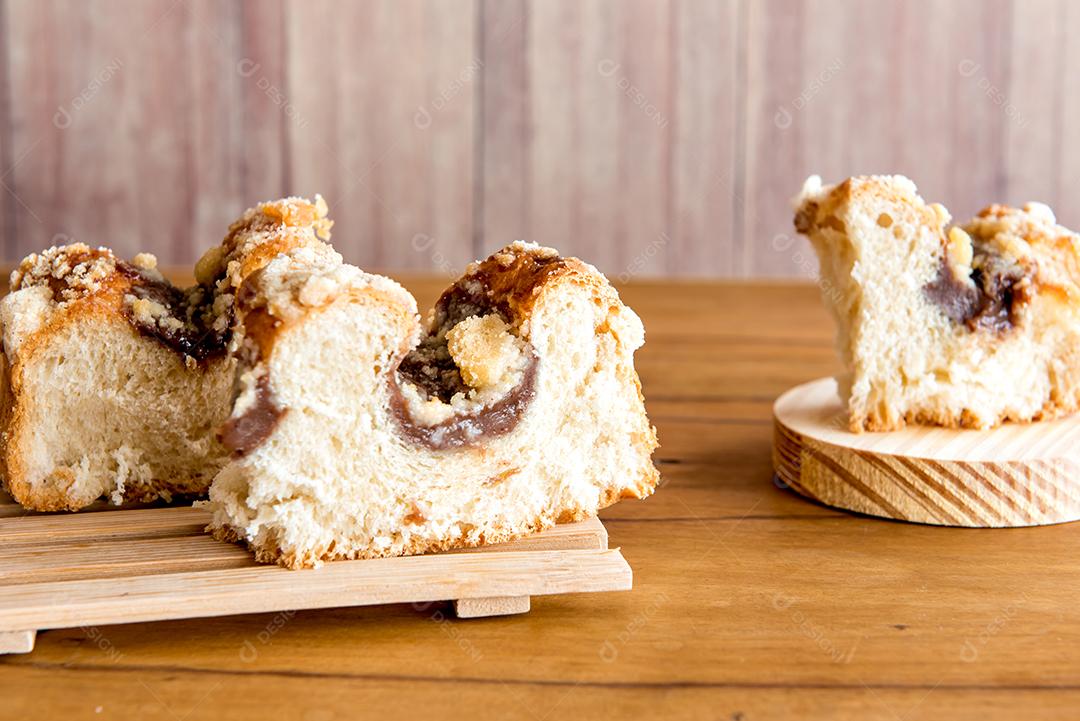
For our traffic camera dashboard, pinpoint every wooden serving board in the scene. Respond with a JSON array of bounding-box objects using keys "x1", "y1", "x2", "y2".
[
  {"x1": 773, "y1": 377, "x2": 1080, "y2": 528},
  {"x1": 0, "y1": 493, "x2": 631, "y2": 655}
]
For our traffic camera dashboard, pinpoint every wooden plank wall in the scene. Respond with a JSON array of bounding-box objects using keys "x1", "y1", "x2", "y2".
[{"x1": 0, "y1": 0, "x2": 1074, "y2": 278}]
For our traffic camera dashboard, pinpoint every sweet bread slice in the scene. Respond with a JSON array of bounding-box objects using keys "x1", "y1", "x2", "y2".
[
  {"x1": 794, "y1": 174, "x2": 1080, "y2": 432},
  {"x1": 0, "y1": 196, "x2": 335, "y2": 510},
  {"x1": 206, "y1": 241, "x2": 660, "y2": 567}
]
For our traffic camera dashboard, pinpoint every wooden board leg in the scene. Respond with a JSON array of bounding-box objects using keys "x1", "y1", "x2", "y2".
[
  {"x1": 453, "y1": 595, "x2": 531, "y2": 619},
  {"x1": 0, "y1": 630, "x2": 36, "y2": 654}
]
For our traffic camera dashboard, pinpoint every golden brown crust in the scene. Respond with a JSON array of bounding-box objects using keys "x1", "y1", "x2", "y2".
[
  {"x1": 204, "y1": 196, "x2": 333, "y2": 289},
  {"x1": 794, "y1": 176, "x2": 947, "y2": 244},
  {"x1": 850, "y1": 396, "x2": 1079, "y2": 433},
  {"x1": 459, "y1": 243, "x2": 581, "y2": 320}
]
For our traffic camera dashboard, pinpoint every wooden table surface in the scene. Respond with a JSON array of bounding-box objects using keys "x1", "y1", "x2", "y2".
[{"x1": 2, "y1": 278, "x2": 1078, "y2": 721}]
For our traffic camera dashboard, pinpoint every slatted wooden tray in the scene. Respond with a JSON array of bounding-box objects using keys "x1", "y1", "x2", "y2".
[{"x1": 0, "y1": 492, "x2": 631, "y2": 654}]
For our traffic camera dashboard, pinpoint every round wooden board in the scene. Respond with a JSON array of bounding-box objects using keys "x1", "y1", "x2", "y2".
[{"x1": 772, "y1": 377, "x2": 1080, "y2": 527}]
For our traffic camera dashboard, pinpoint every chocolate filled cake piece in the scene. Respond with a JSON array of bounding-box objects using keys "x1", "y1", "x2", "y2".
[
  {"x1": 794, "y1": 174, "x2": 1080, "y2": 432},
  {"x1": 206, "y1": 241, "x2": 660, "y2": 568},
  {"x1": 0, "y1": 196, "x2": 334, "y2": 510}
]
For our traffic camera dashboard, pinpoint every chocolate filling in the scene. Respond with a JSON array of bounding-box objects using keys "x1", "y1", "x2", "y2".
[
  {"x1": 29, "y1": 248, "x2": 231, "y2": 363},
  {"x1": 390, "y1": 269, "x2": 542, "y2": 450},
  {"x1": 219, "y1": 375, "x2": 285, "y2": 455},
  {"x1": 390, "y1": 353, "x2": 538, "y2": 450},
  {"x1": 117, "y1": 262, "x2": 231, "y2": 363},
  {"x1": 395, "y1": 282, "x2": 515, "y2": 403},
  {"x1": 923, "y1": 254, "x2": 1030, "y2": 332},
  {"x1": 32, "y1": 247, "x2": 232, "y2": 362},
  {"x1": 394, "y1": 249, "x2": 562, "y2": 403}
]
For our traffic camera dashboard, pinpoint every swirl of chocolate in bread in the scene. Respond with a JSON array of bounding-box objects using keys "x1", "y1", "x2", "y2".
[{"x1": 389, "y1": 250, "x2": 564, "y2": 450}]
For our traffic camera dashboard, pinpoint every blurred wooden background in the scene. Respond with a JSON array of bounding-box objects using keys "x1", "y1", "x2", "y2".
[{"x1": 1, "y1": 0, "x2": 1076, "y2": 278}]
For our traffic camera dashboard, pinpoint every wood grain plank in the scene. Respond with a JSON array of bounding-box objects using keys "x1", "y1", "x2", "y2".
[
  {"x1": 3, "y1": 666, "x2": 1080, "y2": 721},
  {"x1": 284, "y1": 0, "x2": 477, "y2": 271},
  {"x1": 525, "y1": 0, "x2": 602, "y2": 261},
  {"x1": 0, "y1": 0, "x2": 1057, "y2": 282},
  {"x1": 609, "y1": 0, "x2": 672, "y2": 278},
  {"x1": 9, "y1": 520, "x2": 1080, "y2": 691},
  {"x1": 236, "y1": 0, "x2": 289, "y2": 202},
  {"x1": 453, "y1": 595, "x2": 530, "y2": 618},
  {"x1": 668, "y1": 0, "x2": 739, "y2": 276},
  {"x1": 742, "y1": 0, "x2": 1011, "y2": 277},
  {"x1": 0, "y1": 630, "x2": 33, "y2": 654},
  {"x1": 0, "y1": 0, "x2": 13, "y2": 261},
  {"x1": 478, "y1": 0, "x2": 528, "y2": 255},
  {"x1": 484, "y1": 0, "x2": 672, "y2": 278},
  {"x1": 1004, "y1": 0, "x2": 1080, "y2": 230},
  {"x1": 0, "y1": 528, "x2": 610, "y2": 587},
  {"x1": 1058, "y1": 1, "x2": 1080, "y2": 227},
  {"x1": 0, "y1": 536, "x2": 252, "y2": 586},
  {"x1": 615, "y1": 281, "x2": 834, "y2": 340},
  {"x1": 183, "y1": 0, "x2": 245, "y2": 258},
  {"x1": 0, "y1": 549, "x2": 631, "y2": 632},
  {"x1": 5, "y1": 0, "x2": 243, "y2": 264},
  {"x1": 0, "y1": 516, "x2": 611, "y2": 585},
  {"x1": 0, "y1": 507, "x2": 208, "y2": 546}
]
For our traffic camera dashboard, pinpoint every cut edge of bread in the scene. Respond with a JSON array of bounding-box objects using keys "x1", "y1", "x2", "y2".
[
  {"x1": 204, "y1": 240, "x2": 660, "y2": 568},
  {"x1": 0, "y1": 195, "x2": 337, "y2": 511},
  {"x1": 795, "y1": 174, "x2": 1080, "y2": 432}
]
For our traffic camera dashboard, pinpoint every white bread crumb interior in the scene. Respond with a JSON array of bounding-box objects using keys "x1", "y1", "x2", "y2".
[{"x1": 794, "y1": 174, "x2": 1080, "y2": 432}]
